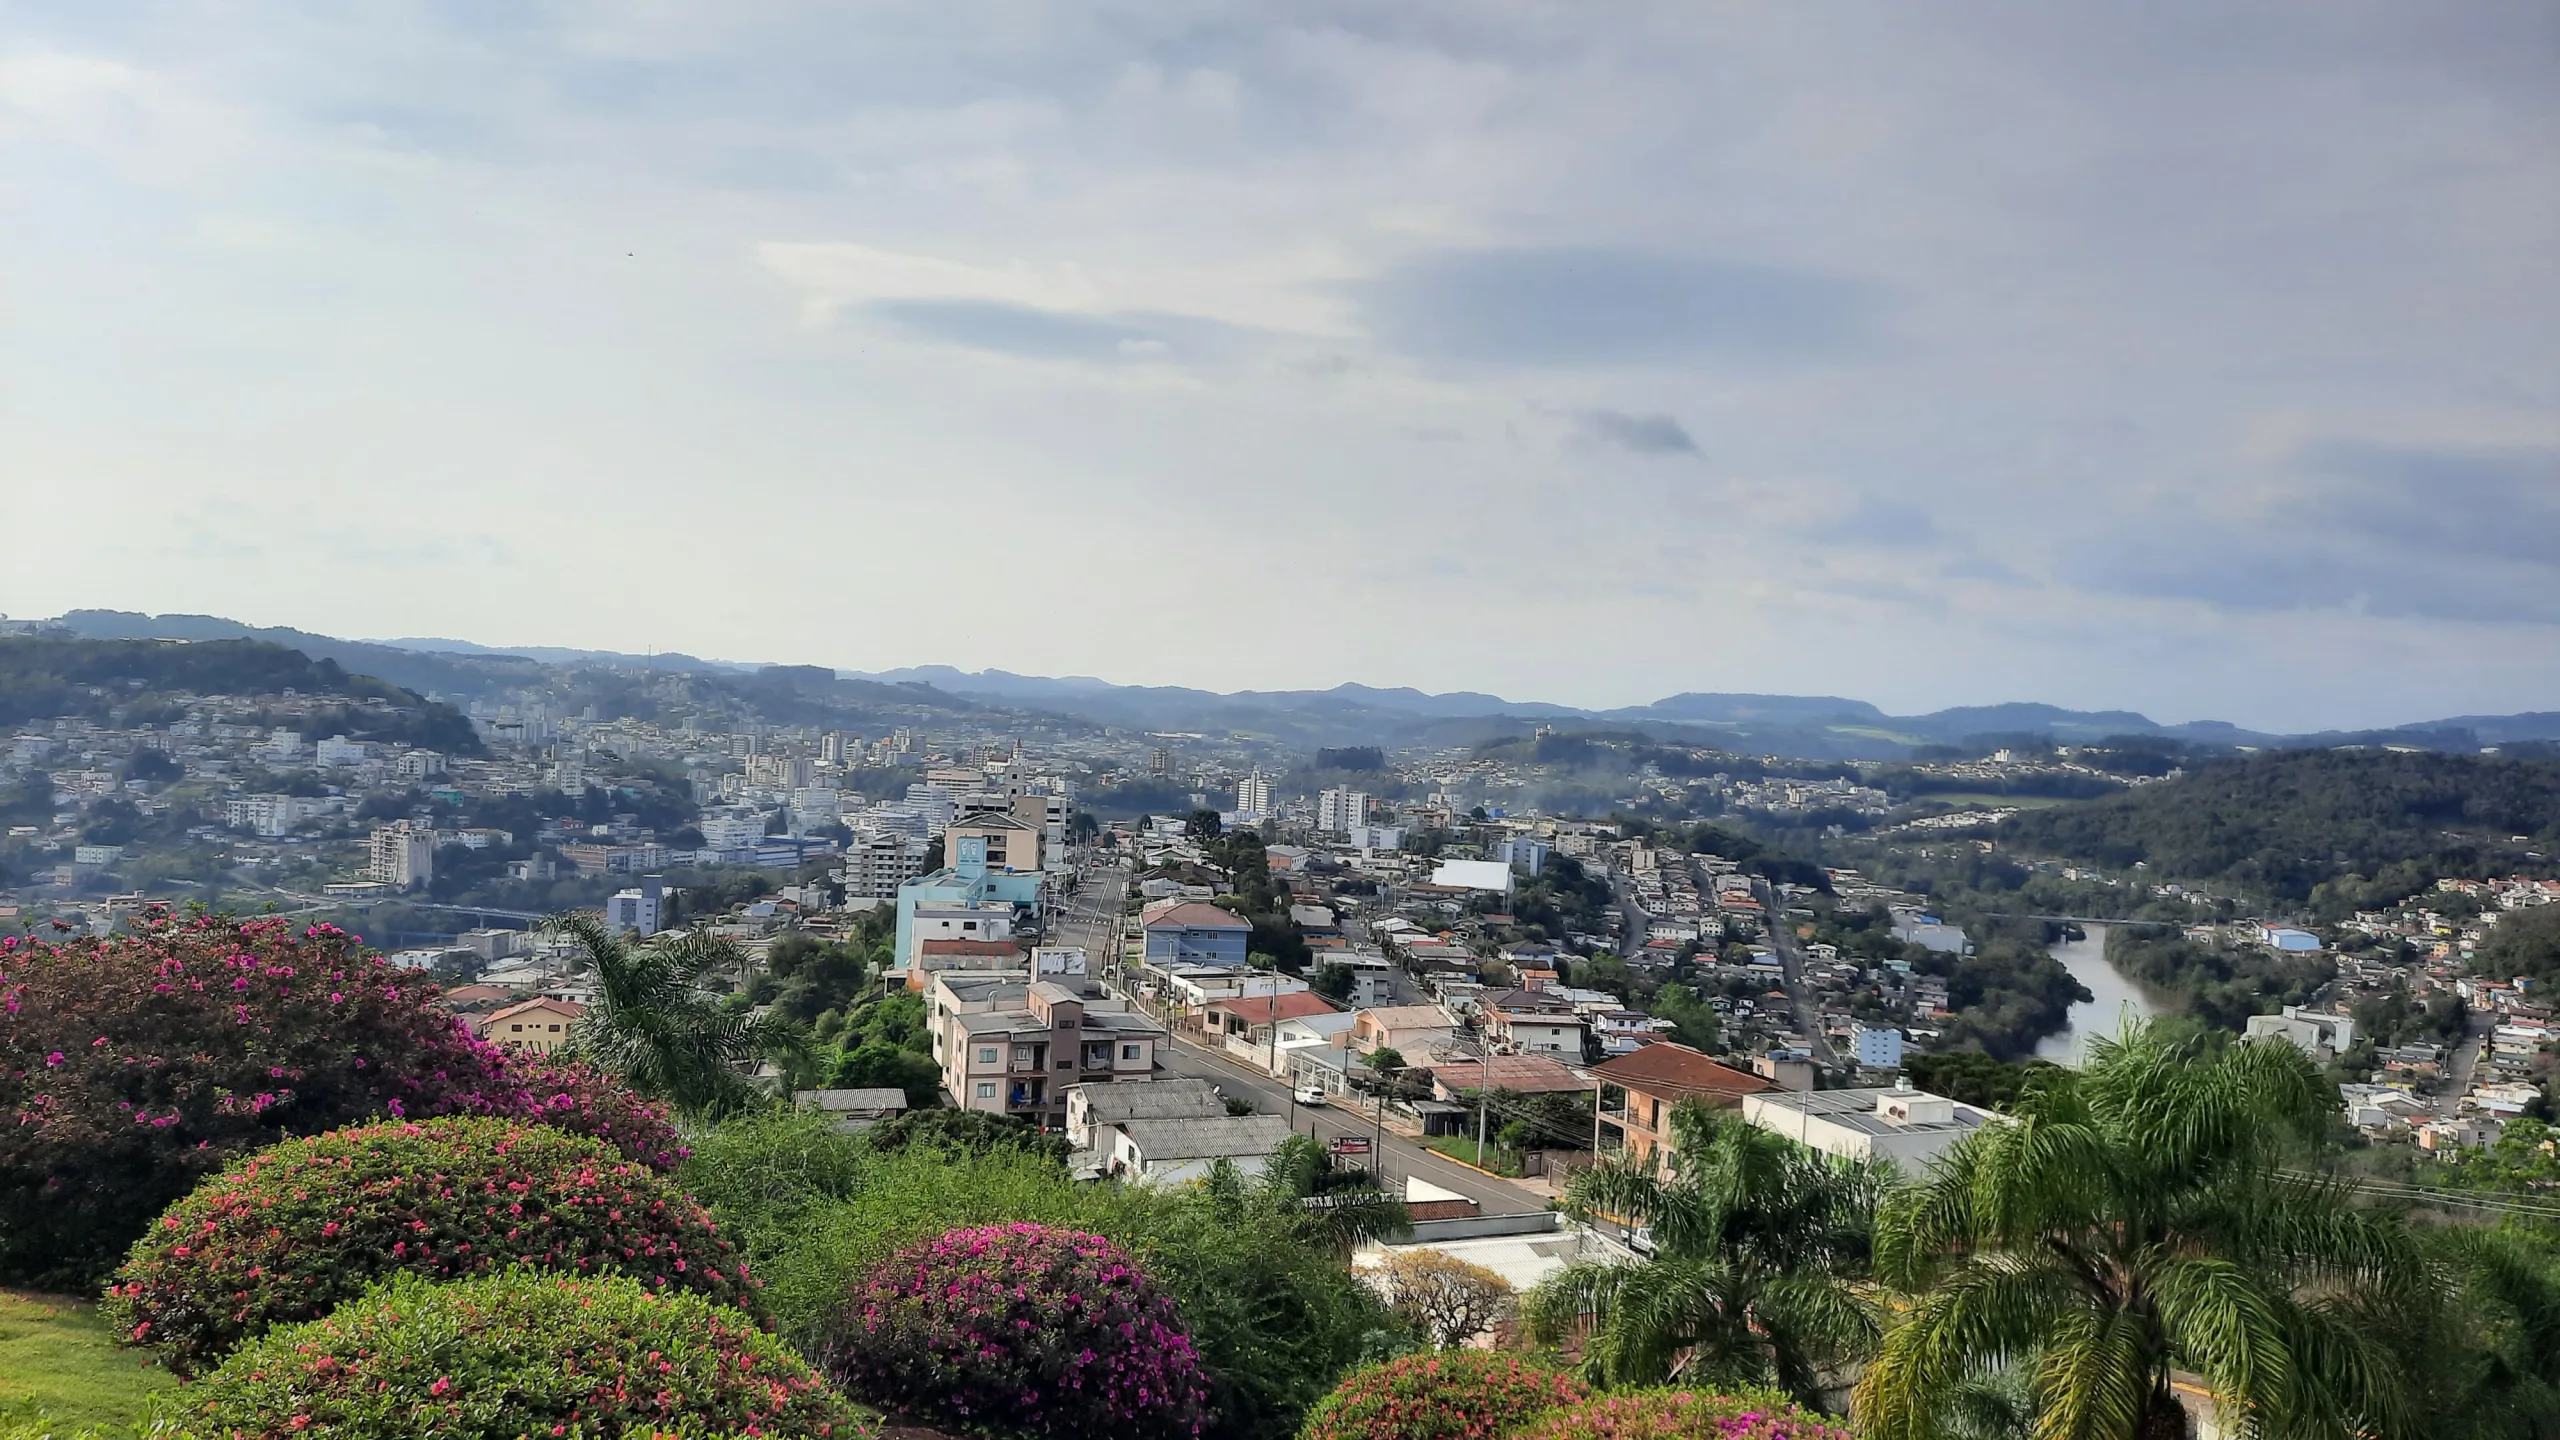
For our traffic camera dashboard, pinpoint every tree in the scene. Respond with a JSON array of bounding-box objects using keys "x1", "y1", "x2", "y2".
[
  {"x1": 1381, "y1": 1249, "x2": 1515, "y2": 1348},
  {"x1": 1856, "y1": 1022, "x2": 2425, "y2": 1440},
  {"x1": 825, "y1": 1041, "x2": 941, "y2": 1108},
  {"x1": 861, "y1": 1106, "x2": 1069, "y2": 1165},
  {"x1": 2479, "y1": 903, "x2": 2560, "y2": 988},
  {"x1": 549, "y1": 913, "x2": 807, "y2": 1116},
  {"x1": 1187, "y1": 807, "x2": 1225, "y2": 840},
  {"x1": 1312, "y1": 962, "x2": 1355, "y2": 1002},
  {"x1": 1527, "y1": 1101, "x2": 1880, "y2": 1402}
]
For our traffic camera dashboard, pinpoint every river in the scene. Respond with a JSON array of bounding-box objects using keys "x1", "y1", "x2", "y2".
[{"x1": 2034, "y1": 923, "x2": 2165, "y2": 1066}]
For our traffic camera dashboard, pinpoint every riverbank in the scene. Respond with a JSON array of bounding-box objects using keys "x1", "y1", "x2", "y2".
[{"x1": 2034, "y1": 924, "x2": 2168, "y2": 1065}]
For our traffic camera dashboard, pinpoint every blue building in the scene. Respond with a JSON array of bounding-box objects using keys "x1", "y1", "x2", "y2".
[
  {"x1": 894, "y1": 835, "x2": 1046, "y2": 964},
  {"x1": 1140, "y1": 900, "x2": 1253, "y2": 968},
  {"x1": 1489, "y1": 836, "x2": 1551, "y2": 876},
  {"x1": 1851, "y1": 1025, "x2": 1905, "y2": 1070}
]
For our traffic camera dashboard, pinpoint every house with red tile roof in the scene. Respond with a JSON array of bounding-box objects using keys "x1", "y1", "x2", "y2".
[{"x1": 1589, "y1": 1042, "x2": 1772, "y2": 1169}]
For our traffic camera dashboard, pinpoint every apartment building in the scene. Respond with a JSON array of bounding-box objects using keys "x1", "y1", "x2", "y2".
[
  {"x1": 1591, "y1": 1042, "x2": 1772, "y2": 1169},
  {"x1": 939, "y1": 981, "x2": 1167, "y2": 1127},
  {"x1": 368, "y1": 821, "x2": 435, "y2": 890},
  {"x1": 843, "y1": 831, "x2": 930, "y2": 900},
  {"x1": 944, "y1": 812, "x2": 1043, "y2": 874}
]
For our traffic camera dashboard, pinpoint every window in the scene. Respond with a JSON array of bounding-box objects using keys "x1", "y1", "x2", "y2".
[
  {"x1": 976, "y1": 1082, "x2": 996, "y2": 1099},
  {"x1": 977, "y1": 1047, "x2": 999, "y2": 1065},
  {"x1": 1121, "y1": 1044, "x2": 1141, "y2": 1060},
  {"x1": 548, "y1": 1024, "x2": 561, "y2": 1032},
  {"x1": 509, "y1": 1024, "x2": 523, "y2": 1032}
]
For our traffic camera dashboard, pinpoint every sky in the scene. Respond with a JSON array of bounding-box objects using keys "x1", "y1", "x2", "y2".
[{"x1": 3, "y1": 2, "x2": 2556, "y2": 733}]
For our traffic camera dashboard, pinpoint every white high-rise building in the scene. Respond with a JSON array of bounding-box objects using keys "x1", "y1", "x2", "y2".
[
  {"x1": 368, "y1": 822, "x2": 435, "y2": 890},
  {"x1": 605, "y1": 881, "x2": 663, "y2": 937},
  {"x1": 1316, "y1": 787, "x2": 1371, "y2": 834},
  {"x1": 1234, "y1": 770, "x2": 1274, "y2": 822}
]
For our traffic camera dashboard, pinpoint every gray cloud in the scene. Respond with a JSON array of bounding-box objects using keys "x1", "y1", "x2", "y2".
[
  {"x1": 2088, "y1": 439, "x2": 2560, "y2": 622},
  {"x1": 1573, "y1": 409, "x2": 1698, "y2": 455},
  {"x1": 1361, "y1": 247, "x2": 1886, "y2": 368},
  {"x1": 862, "y1": 299, "x2": 1247, "y2": 365}
]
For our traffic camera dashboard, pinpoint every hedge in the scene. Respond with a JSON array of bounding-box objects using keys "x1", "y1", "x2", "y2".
[
  {"x1": 105, "y1": 1117, "x2": 754, "y2": 1374},
  {"x1": 187, "y1": 1271, "x2": 869, "y2": 1440}
]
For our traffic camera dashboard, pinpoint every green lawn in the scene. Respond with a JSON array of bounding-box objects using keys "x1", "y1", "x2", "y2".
[
  {"x1": 1919, "y1": 792, "x2": 2079, "y2": 810},
  {"x1": 1421, "y1": 1136, "x2": 1523, "y2": 1176},
  {"x1": 0, "y1": 1291, "x2": 174, "y2": 1435}
]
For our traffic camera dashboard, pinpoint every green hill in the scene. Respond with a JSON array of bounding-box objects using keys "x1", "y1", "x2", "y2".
[
  {"x1": 1996, "y1": 748, "x2": 2560, "y2": 911},
  {"x1": 0, "y1": 637, "x2": 481, "y2": 754}
]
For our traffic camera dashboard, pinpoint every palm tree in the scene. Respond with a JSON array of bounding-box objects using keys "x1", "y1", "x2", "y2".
[
  {"x1": 1525, "y1": 1100, "x2": 1882, "y2": 1403},
  {"x1": 549, "y1": 914, "x2": 808, "y2": 1116},
  {"x1": 1856, "y1": 1022, "x2": 2424, "y2": 1440}
]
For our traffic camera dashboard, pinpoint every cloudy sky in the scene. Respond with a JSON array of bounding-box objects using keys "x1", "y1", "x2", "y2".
[{"x1": 3, "y1": 3, "x2": 2555, "y2": 732}]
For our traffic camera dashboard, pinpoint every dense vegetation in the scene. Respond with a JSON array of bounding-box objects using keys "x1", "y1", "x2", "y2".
[
  {"x1": 104, "y1": 1117, "x2": 753, "y2": 1374},
  {"x1": 2478, "y1": 902, "x2": 2560, "y2": 987},
  {"x1": 185, "y1": 1271, "x2": 860, "y2": 1440},
  {"x1": 1999, "y1": 749, "x2": 2560, "y2": 909},
  {"x1": 1299, "y1": 1352, "x2": 1588, "y2": 1440},
  {"x1": 0, "y1": 911, "x2": 677, "y2": 1288},
  {"x1": 823, "y1": 1222, "x2": 1210, "y2": 1440},
  {"x1": 0, "y1": 636, "x2": 480, "y2": 753},
  {"x1": 2101, "y1": 924, "x2": 2333, "y2": 1031}
]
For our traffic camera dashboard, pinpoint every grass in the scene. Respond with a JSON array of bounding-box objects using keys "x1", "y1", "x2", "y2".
[
  {"x1": 1421, "y1": 1136, "x2": 1523, "y2": 1176},
  {"x1": 0, "y1": 1291, "x2": 174, "y2": 1435},
  {"x1": 1919, "y1": 792, "x2": 2079, "y2": 810}
]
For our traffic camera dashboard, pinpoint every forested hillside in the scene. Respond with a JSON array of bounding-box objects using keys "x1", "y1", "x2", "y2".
[
  {"x1": 0, "y1": 637, "x2": 481, "y2": 753},
  {"x1": 1997, "y1": 749, "x2": 2560, "y2": 910}
]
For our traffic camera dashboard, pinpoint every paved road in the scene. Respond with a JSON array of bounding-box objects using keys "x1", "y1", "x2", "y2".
[
  {"x1": 1049, "y1": 861, "x2": 1127, "y2": 960},
  {"x1": 1752, "y1": 875, "x2": 1839, "y2": 1066}
]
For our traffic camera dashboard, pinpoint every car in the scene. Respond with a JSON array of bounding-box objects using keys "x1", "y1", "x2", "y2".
[
  {"x1": 1627, "y1": 1224, "x2": 1658, "y2": 1257},
  {"x1": 1295, "y1": 1085, "x2": 1327, "y2": 1106}
]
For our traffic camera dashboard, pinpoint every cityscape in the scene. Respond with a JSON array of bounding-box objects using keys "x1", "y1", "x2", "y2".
[{"x1": 4, "y1": 5, "x2": 2557, "y2": 1440}]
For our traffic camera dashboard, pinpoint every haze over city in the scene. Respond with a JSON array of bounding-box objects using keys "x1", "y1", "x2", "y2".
[{"x1": 4, "y1": 2, "x2": 2556, "y2": 732}]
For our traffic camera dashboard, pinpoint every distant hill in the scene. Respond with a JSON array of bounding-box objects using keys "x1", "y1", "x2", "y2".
[
  {"x1": 0, "y1": 636, "x2": 482, "y2": 753},
  {"x1": 28, "y1": 611, "x2": 2560, "y2": 759},
  {"x1": 1996, "y1": 749, "x2": 2560, "y2": 910},
  {"x1": 52, "y1": 611, "x2": 545, "y2": 700}
]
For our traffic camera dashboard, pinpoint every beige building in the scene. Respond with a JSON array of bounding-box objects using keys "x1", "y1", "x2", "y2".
[
  {"x1": 474, "y1": 997, "x2": 584, "y2": 1055},
  {"x1": 944, "y1": 813, "x2": 1044, "y2": 874},
  {"x1": 368, "y1": 821, "x2": 435, "y2": 890},
  {"x1": 939, "y1": 980, "x2": 1166, "y2": 1127}
]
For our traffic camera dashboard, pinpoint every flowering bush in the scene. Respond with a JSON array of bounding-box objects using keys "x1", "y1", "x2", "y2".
[
  {"x1": 104, "y1": 1116, "x2": 757, "y2": 1374},
  {"x1": 0, "y1": 909, "x2": 679, "y2": 1288},
  {"x1": 1296, "y1": 1352, "x2": 1587, "y2": 1440},
  {"x1": 1508, "y1": 1389, "x2": 1852, "y2": 1440},
  {"x1": 188, "y1": 1270, "x2": 871, "y2": 1440},
  {"x1": 822, "y1": 1222, "x2": 1209, "y2": 1440}
]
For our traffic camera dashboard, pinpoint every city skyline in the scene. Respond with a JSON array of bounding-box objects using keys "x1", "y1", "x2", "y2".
[{"x1": 4, "y1": 3, "x2": 2555, "y2": 732}]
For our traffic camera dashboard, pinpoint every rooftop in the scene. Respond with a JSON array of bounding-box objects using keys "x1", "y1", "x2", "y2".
[
  {"x1": 1590, "y1": 1042, "x2": 1773, "y2": 1102},
  {"x1": 1141, "y1": 901, "x2": 1252, "y2": 931},
  {"x1": 1116, "y1": 1113, "x2": 1295, "y2": 1161},
  {"x1": 1749, "y1": 1086, "x2": 1991, "y2": 1137},
  {"x1": 1071, "y1": 1077, "x2": 1224, "y2": 1124}
]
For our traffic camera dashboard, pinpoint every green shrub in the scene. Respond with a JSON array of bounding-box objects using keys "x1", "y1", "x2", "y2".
[
  {"x1": 1508, "y1": 1389, "x2": 1853, "y2": 1440},
  {"x1": 186, "y1": 1271, "x2": 869, "y2": 1440},
  {"x1": 824, "y1": 1223, "x2": 1208, "y2": 1440},
  {"x1": 1296, "y1": 1352, "x2": 1587, "y2": 1440},
  {"x1": 105, "y1": 1117, "x2": 757, "y2": 1375},
  {"x1": 0, "y1": 912, "x2": 679, "y2": 1290},
  {"x1": 692, "y1": 1126, "x2": 1400, "y2": 1440}
]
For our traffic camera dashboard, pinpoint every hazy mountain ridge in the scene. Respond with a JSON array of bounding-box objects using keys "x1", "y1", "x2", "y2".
[{"x1": 30, "y1": 612, "x2": 2560, "y2": 757}]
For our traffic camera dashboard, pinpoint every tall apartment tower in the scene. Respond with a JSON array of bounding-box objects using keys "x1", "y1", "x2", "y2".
[
  {"x1": 1234, "y1": 770, "x2": 1274, "y2": 822},
  {"x1": 1316, "y1": 788, "x2": 1371, "y2": 834},
  {"x1": 368, "y1": 822, "x2": 435, "y2": 891}
]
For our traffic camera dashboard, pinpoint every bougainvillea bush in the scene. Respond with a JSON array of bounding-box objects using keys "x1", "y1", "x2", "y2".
[
  {"x1": 822, "y1": 1222, "x2": 1210, "y2": 1440},
  {"x1": 0, "y1": 909, "x2": 679, "y2": 1288},
  {"x1": 104, "y1": 1116, "x2": 756, "y2": 1374},
  {"x1": 1508, "y1": 1389, "x2": 1853, "y2": 1440},
  {"x1": 1296, "y1": 1351, "x2": 1589, "y2": 1440},
  {"x1": 189, "y1": 1270, "x2": 870, "y2": 1440}
]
